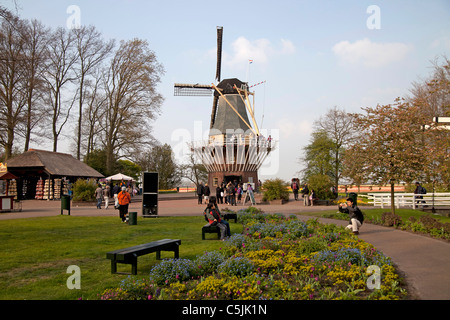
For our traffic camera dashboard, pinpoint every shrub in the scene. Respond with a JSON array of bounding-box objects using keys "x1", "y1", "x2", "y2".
[
  {"x1": 306, "y1": 173, "x2": 334, "y2": 200},
  {"x1": 381, "y1": 212, "x2": 402, "y2": 227},
  {"x1": 262, "y1": 178, "x2": 289, "y2": 201},
  {"x1": 217, "y1": 257, "x2": 254, "y2": 277},
  {"x1": 149, "y1": 259, "x2": 194, "y2": 285},
  {"x1": 72, "y1": 179, "x2": 97, "y2": 202},
  {"x1": 193, "y1": 251, "x2": 226, "y2": 276},
  {"x1": 247, "y1": 220, "x2": 310, "y2": 239}
]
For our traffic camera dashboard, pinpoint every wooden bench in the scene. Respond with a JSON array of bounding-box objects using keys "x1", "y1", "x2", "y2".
[
  {"x1": 312, "y1": 199, "x2": 332, "y2": 206},
  {"x1": 106, "y1": 239, "x2": 181, "y2": 275},
  {"x1": 223, "y1": 212, "x2": 237, "y2": 223},
  {"x1": 202, "y1": 224, "x2": 221, "y2": 240}
]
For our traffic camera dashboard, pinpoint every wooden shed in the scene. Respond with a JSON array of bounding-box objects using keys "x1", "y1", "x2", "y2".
[{"x1": 5, "y1": 149, "x2": 104, "y2": 200}]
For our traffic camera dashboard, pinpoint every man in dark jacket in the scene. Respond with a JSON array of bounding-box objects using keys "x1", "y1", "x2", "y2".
[
  {"x1": 197, "y1": 183, "x2": 204, "y2": 204},
  {"x1": 338, "y1": 197, "x2": 364, "y2": 235}
]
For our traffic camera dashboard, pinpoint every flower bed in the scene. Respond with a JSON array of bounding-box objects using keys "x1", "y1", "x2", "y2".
[{"x1": 99, "y1": 208, "x2": 407, "y2": 300}]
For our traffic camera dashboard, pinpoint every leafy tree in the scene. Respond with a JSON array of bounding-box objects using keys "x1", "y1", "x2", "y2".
[
  {"x1": 301, "y1": 129, "x2": 334, "y2": 178},
  {"x1": 346, "y1": 99, "x2": 427, "y2": 214},
  {"x1": 116, "y1": 159, "x2": 141, "y2": 181},
  {"x1": 84, "y1": 148, "x2": 107, "y2": 176},
  {"x1": 409, "y1": 56, "x2": 450, "y2": 189},
  {"x1": 262, "y1": 178, "x2": 289, "y2": 201},
  {"x1": 138, "y1": 144, "x2": 180, "y2": 190},
  {"x1": 300, "y1": 129, "x2": 335, "y2": 199}
]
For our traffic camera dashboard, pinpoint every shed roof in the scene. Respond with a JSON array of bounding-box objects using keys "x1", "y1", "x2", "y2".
[{"x1": 6, "y1": 149, "x2": 104, "y2": 178}]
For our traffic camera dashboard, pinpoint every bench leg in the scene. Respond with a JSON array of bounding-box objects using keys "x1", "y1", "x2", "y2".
[
  {"x1": 111, "y1": 260, "x2": 117, "y2": 274},
  {"x1": 202, "y1": 230, "x2": 205, "y2": 240},
  {"x1": 131, "y1": 262, "x2": 137, "y2": 275},
  {"x1": 156, "y1": 251, "x2": 161, "y2": 260},
  {"x1": 131, "y1": 255, "x2": 138, "y2": 275},
  {"x1": 174, "y1": 245, "x2": 179, "y2": 259}
]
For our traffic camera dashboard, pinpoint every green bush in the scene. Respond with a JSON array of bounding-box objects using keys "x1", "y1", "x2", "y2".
[
  {"x1": 262, "y1": 178, "x2": 289, "y2": 201},
  {"x1": 217, "y1": 256, "x2": 254, "y2": 277},
  {"x1": 306, "y1": 173, "x2": 334, "y2": 200},
  {"x1": 148, "y1": 258, "x2": 195, "y2": 285},
  {"x1": 72, "y1": 179, "x2": 97, "y2": 202},
  {"x1": 193, "y1": 251, "x2": 226, "y2": 276}
]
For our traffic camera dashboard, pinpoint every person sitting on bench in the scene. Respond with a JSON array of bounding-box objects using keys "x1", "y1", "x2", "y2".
[
  {"x1": 207, "y1": 196, "x2": 231, "y2": 238},
  {"x1": 203, "y1": 198, "x2": 227, "y2": 240}
]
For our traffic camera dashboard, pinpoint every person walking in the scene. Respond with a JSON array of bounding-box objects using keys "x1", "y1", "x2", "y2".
[
  {"x1": 103, "y1": 185, "x2": 110, "y2": 209},
  {"x1": 302, "y1": 183, "x2": 309, "y2": 206},
  {"x1": 204, "y1": 183, "x2": 210, "y2": 204},
  {"x1": 95, "y1": 184, "x2": 103, "y2": 209},
  {"x1": 338, "y1": 197, "x2": 364, "y2": 235},
  {"x1": 414, "y1": 181, "x2": 427, "y2": 207},
  {"x1": 216, "y1": 185, "x2": 224, "y2": 204},
  {"x1": 291, "y1": 179, "x2": 300, "y2": 201},
  {"x1": 309, "y1": 189, "x2": 316, "y2": 206},
  {"x1": 117, "y1": 186, "x2": 131, "y2": 223},
  {"x1": 197, "y1": 183, "x2": 204, "y2": 205},
  {"x1": 112, "y1": 183, "x2": 120, "y2": 208},
  {"x1": 237, "y1": 184, "x2": 243, "y2": 203}
]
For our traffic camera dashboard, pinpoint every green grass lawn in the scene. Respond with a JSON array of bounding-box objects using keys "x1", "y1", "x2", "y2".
[
  {"x1": 0, "y1": 215, "x2": 243, "y2": 300},
  {"x1": 297, "y1": 207, "x2": 450, "y2": 223},
  {"x1": 1, "y1": 207, "x2": 447, "y2": 300}
]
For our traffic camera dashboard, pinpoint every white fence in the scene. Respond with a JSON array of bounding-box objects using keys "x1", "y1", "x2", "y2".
[{"x1": 364, "y1": 193, "x2": 450, "y2": 209}]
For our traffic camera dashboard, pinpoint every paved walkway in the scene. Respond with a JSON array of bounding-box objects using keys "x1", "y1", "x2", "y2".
[{"x1": 1, "y1": 194, "x2": 449, "y2": 300}]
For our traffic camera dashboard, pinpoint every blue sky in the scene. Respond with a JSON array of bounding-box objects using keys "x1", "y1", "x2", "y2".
[{"x1": 4, "y1": 0, "x2": 450, "y2": 182}]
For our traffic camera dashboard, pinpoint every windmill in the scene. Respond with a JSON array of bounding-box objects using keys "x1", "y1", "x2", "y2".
[{"x1": 174, "y1": 26, "x2": 275, "y2": 189}]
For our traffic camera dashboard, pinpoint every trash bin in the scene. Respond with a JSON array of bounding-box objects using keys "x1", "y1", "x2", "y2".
[
  {"x1": 128, "y1": 212, "x2": 137, "y2": 225},
  {"x1": 61, "y1": 195, "x2": 71, "y2": 215},
  {"x1": 348, "y1": 192, "x2": 357, "y2": 205}
]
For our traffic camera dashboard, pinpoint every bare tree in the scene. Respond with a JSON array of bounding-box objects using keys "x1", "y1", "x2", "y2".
[
  {"x1": 72, "y1": 25, "x2": 114, "y2": 159},
  {"x1": 179, "y1": 142, "x2": 208, "y2": 187},
  {"x1": 80, "y1": 68, "x2": 107, "y2": 158},
  {"x1": 0, "y1": 9, "x2": 27, "y2": 160},
  {"x1": 101, "y1": 38, "x2": 164, "y2": 173},
  {"x1": 20, "y1": 19, "x2": 50, "y2": 151},
  {"x1": 43, "y1": 26, "x2": 78, "y2": 152},
  {"x1": 313, "y1": 106, "x2": 356, "y2": 189},
  {"x1": 408, "y1": 55, "x2": 450, "y2": 118}
]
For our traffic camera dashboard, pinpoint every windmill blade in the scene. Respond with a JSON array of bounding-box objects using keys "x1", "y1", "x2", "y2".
[
  {"x1": 174, "y1": 83, "x2": 213, "y2": 96},
  {"x1": 215, "y1": 26, "x2": 223, "y2": 82},
  {"x1": 210, "y1": 26, "x2": 223, "y2": 128}
]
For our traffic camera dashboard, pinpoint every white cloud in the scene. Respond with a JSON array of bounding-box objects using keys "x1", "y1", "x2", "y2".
[
  {"x1": 332, "y1": 38, "x2": 412, "y2": 68},
  {"x1": 276, "y1": 118, "x2": 312, "y2": 139},
  {"x1": 223, "y1": 37, "x2": 295, "y2": 69},
  {"x1": 431, "y1": 35, "x2": 450, "y2": 52}
]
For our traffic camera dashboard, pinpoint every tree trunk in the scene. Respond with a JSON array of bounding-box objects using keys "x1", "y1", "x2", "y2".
[{"x1": 390, "y1": 180, "x2": 395, "y2": 214}]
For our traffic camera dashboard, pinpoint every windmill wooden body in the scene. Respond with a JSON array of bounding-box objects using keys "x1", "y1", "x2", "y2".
[{"x1": 174, "y1": 27, "x2": 274, "y2": 189}]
